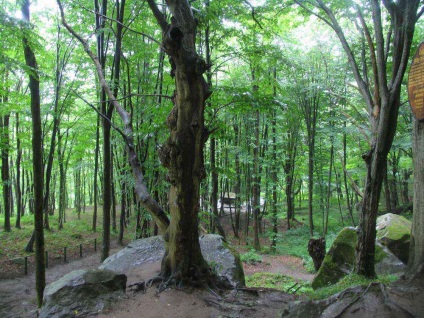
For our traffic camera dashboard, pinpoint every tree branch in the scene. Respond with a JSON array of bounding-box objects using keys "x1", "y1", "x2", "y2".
[
  {"x1": 242, "y1": 0, "x2": 263, "y2": 29},
  {"x1": 71, "y1": 89, "x2": 127, "y2": 140},
  {"x1": 80, "y1": 6, "x2": 163, "y2": 47},
  {"x1": 357, "y1": 7, "x2": 381, "y2": 113},
  {"x1": 57, "y1": 0, "x2": 170, "y2": 233},
  {"x1": 294, "y1": 0, "x2": 333, "y2": 28},
  {"x1": 146, "y1": 0, "x2": 168, "y2": 32}
]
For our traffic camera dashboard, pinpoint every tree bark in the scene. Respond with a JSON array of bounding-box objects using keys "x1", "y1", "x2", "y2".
[
  {"x1": 21, "y1": 0, "x2": 45, "y2": 306},
  {"x1": 148, "y1": 0, "x2": 219, "y2": 284},
  {"x1": 15, "y1": 113, "x2": 22, "y2": 229},
  {"x1": 1, "y1": 113, "x2": 11, "y2": 232},
  {"x1": 408, "y1": 118, "x2": 424, "y2": 277}
]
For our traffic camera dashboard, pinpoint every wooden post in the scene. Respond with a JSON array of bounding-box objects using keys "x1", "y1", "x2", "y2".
[{"x1": 64, "y1": 247, "x2": 67, "y2": 263}]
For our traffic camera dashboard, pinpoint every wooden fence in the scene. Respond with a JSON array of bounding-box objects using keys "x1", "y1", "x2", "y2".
[{"x1": 0, "y1": 238, "x2": 98, "y2": 280}]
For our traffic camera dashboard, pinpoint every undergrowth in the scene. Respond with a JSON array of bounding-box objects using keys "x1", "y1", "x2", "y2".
[
  {"x1": 246, "y1": 272, "x2": 311, "y2": 294},
  {"x1": 0, "y1": 208, "x2": 129, "y2": 260}
]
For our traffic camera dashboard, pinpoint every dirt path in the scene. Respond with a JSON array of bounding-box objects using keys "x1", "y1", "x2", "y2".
[
  {"x1": 243, "y1": 254, "x2": 314, "y2": 281},
  {"x1": 97, "y1": 259, "x2": 299, "y2": 318}
]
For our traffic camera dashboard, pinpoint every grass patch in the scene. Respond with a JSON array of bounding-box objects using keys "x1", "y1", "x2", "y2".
[
  {"x1": 0, "y1": 207, "x2": 131, "y2": 261},
  {"x1": 246, "y1": 272, "x2": 311, "y2": 295},
  {"x1": 240, "y1": 249, "x2": 263, "y2": 264}
]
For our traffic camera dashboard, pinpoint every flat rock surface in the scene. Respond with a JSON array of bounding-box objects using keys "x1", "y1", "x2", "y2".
[{"x1": 100, "y1": 234, "x2": 245, "y2": 286}]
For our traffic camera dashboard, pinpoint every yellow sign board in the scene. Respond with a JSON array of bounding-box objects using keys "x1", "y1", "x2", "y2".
[{"x1": 408, "y1": 42, "x2": 424, "y2": 121}]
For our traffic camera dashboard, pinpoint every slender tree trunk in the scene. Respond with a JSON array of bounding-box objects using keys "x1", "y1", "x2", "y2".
[
  {"x1": 22, "y1": 0, "x2": 45, "y2": 306},
  {"x1": 210, "y1": 138, "x2": 226, "y2": 238},
  {"x1": 401, "y1": 169, "x2": 411, "y2": 205},
  {"x1": 252, "y1": 107, "x2": 261, "y2": 251},
  {"x1": 271, "y1": 109, "x2": 278, "y2": 252},
  {"x1": 342, "y1": 126, "x2": 355, "y2": 225},
  {"x1": 58, "y1": 132, "x2": 66, "y2": 230},
  {"x1": 324, "y1": 141, "x2": 334, "y2": 236},
  {"x1": 15, "y1": 113, "x2": 22, "y2": 229},
  {"x1": 233, "y1": 122, "x2": 241, "y2": 238},
  {"x1": 93, "y1": 110, "x2": 100, "y2": 231},
  {"x1": 94, "y1": 0, "x2": 112, "y2": 262},
  {"x1": 1, "y1": 113, "x2": 11, "y2": 232}
]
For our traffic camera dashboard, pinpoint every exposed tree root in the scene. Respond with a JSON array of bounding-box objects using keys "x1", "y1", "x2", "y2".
[
  {"x1": 334, "y1": 282, "x2": 415, "y2": 318},
  {"x1": 129, "y1": 264, "x2": 234, "y2": 298},
  {"x1": 128, "y1": 275, "x2": 165, "y2": 294}
]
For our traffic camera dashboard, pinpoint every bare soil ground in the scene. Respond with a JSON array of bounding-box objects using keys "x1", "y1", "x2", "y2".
[
  {"x1": 0, "y1": 243, "x2": 310, "y2": 318},
  {"x1": 2, "y1": 212, "x2": 423, "y2": 317}
]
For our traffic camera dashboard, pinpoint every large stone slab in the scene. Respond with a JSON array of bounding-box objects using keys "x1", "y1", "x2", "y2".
[
  {"x1": 40, "y1": 269, "x2": 127, "y2": 318},
  {"x1": 376, "y1": 213, "x2": 412, "y2": 264},
  {"x1": 312, "y1": 227, "x2": 405, "y2": 290},
  {"x1": 100, "y1": 234, "x2": 245, "y2": 287}
]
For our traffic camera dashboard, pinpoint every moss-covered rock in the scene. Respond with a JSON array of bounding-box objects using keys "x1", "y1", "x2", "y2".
[
  {"x1": 311, "y1": 227, "x2": 357, "y2": 290},
  {"x1": 312, "y1": 227, "x2": 406, "y2": 290},
  {"x1": 376, "y1": 213, "x2": 411, "y2": 264}
]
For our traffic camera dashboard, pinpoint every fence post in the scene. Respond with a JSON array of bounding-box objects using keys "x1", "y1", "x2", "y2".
[
  {"x1": 45, "y1": 251, "x2": 49, "y2": 269},
  {"x1": 24, "y1": 256, "x2": 28, "y2": 275},
  {"x1": 94, "y1": 238, "x2": 97, "y2": 252},
  {"x1": 64, "y1": 247, "x2": 67, "y2": 263},
  {"x1": 80, "y1": 244, "x2": 83, "y2": 258}
]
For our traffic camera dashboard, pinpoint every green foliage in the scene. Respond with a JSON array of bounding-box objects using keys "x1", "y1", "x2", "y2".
[
  {"x1": 0, "y1": 208, "x2": 129, "y2": 260},
  {"x1": 240, "y1": 249, "x2": 263, "y2": 264}
]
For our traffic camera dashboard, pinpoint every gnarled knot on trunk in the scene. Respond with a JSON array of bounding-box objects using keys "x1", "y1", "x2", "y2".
[
  {"x1": 167, "y1": 17, "x2": 183, "y2": 43},
  {"x1": 194, "y1": 57, "x2": 208, "y2": 75},
  {"x1": 191, "y1": 120, "x2": 199, "y2": 131},
  {"x1": 157, "y1": 143, "x2": 172, "y2": 168}
]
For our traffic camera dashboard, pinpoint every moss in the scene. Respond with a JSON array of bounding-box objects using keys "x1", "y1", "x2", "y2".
[
  {"x1": 312, "y1": 228, "x2": 359, "y2": 290},
  {"x1": 246, "y1": 272, "x2": 310, "y2": 294},
  {"x1": 333, "y1": 227, "x2": 358, "y2": 246},
  {"x1": 376, "y1": 214, "x2": 411, "y2": 242},
  {"x1": 374, "y1": 244, "x2": 385, "y2": 263},
  {"x1": 312, "y1": 227, "x2": 394, "y2": 290}
]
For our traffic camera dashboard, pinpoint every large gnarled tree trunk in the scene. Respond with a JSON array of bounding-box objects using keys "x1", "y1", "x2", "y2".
[
  {"x1": 59, "y1": 0, "x2": 225, "y2": 286},
  {"x1": 148, "y1": 0, "x2": 214, "y2": 283}
]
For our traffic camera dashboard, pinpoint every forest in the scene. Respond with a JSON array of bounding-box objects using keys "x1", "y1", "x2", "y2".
[{"x1": 1, "y1": 0, "x2": 424, "y2": 316}]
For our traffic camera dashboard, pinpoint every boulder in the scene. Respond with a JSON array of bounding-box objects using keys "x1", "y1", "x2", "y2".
[
  {"x1": 312, "y1": 227, "x2": 405, "y2": 290},
  {"x1": 376, "y1": 213, "x2": 412, "y2": 264},
  {"x1": 282, "y1": 280, "x2": 424, "y2": 318},
  {"x1": 39, "y1": 269, "x2": 127, "y2": 318},
  {"x1": 100, "y1": 234, "x2": 245, "y2": 287}
]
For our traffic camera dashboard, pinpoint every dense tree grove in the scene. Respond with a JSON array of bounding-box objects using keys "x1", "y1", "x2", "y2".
[{"x1": 1, "y1": 0, "x2": 424, "y2": 301}]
